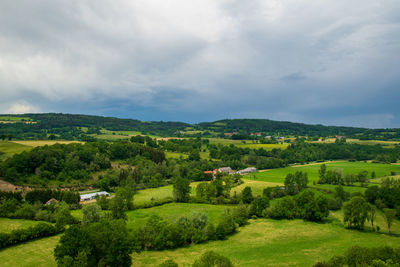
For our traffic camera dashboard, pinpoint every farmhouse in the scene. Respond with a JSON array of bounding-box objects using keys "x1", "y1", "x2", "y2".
[
  {"x1": 80, "y1": 191, "x2": 110, "y2": 202},
  {"x1": 218, "y1": 167, "x2": 233, "y2": 174}
]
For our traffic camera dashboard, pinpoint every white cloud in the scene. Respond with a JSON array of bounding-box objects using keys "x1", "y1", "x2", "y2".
[{"x1": 6, "y1": 102, "x2": 40, "y2": 114}]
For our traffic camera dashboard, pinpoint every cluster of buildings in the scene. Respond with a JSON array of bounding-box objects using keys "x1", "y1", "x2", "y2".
[{"x1": 204, "y1": 166, "x2": 257, "y2": 178}]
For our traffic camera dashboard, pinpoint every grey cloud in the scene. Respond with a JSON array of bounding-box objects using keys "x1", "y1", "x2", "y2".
[{"x1": 0, "y1": 0, "x2": 399, "y2": 127}]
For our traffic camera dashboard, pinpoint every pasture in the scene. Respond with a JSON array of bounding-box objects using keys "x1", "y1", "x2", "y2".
[
  {"x1": 0, "y1": 141, "x2": 31, "y2": 159},
  {"x1": 126, "y1": 203, "x2": 230, "y2": 231},
  {"x1": 207, "y1": 138, "x2": 289, "y2": 150},
  {"x1": 12, "y1": 140, "x2": 82, "y2": 147},
  {"x1": 311, "y1": 138, "x2": 400, "y2": 147},
  {"x1": 0, "y1": 218, "x2": 43, "y2": 234},
  {"x1": 131, "y1": 218, "x2": 400, "y2": 267},
  {"x1": 231, "y1": 179, "x2": 283, "y2": 197},
  {"x1": 246, "y1": 161, "x2": 400, "y2": 184},
  {"x1": 0, "y1": 140, "x2": 82, "y2": 160},
  {"x1": 1, "y1": 202, "x2": 399, "y2": 267}
]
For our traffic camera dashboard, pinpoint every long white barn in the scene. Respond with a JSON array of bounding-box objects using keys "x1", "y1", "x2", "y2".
[{"x1": 80, "y1": 191, "x2": 109, "y2": 201}]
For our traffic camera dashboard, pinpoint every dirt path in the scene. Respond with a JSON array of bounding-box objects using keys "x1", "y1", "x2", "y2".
[
  {"x1": 0, "y1": 179, "x2": 26, "y2": 192},
  {"x1": 291, "y1": 160, "x2": 347, "y2": 168}
]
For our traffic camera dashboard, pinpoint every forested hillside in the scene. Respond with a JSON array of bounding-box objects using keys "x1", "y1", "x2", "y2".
[{"x1": 1, "y1": 114, "x2": 400, "y2": 141}]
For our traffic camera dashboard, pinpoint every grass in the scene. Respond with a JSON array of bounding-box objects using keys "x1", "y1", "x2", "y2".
[
  {"x1": 207, "y1": 138, "x2": 289, "y2": 150},
  {"x1": 165, "y1": 151, "x2": 188, "y2": 159},
  {"x1": 0, "y1": 218, "x2": 43, "y2": 234},
  {"x1": 0, "y1": 235, "x2": 59, "y2": 267},
  {"x1": 11, "y1": 140, "x2": 82, "y2": 147},
  {"x1": 231, "y1": 179, "x2": 283, "y2": 197},
  {"x1": 131, "y1": 218, "x2": 400, "y2": 266},
  {"x1": 2, "y1": 203, "x2": 400, "y2": 267},
  {"x1": 126, "y1": 203, "x2": 230, "y2": 231},
  {"x1": 236, "y1": 143, "x2": 289, "y2": 150},
  {"x1": 0, "y1": 141, "x2": 32, "y2": 159},
  {"x1": 0, "y1": 140, "x2": 82, "y2": 160},
  {"x1": 310, "y1": 184, "x2": 367, "y2": 194},
  {"x1": 246, "y1": 161, "x2": 400, "y2": 184},
  {"x1": 134, "y1": 185, "x2": 175, "y2": 205},
  {"x1": 0, "y1": 116, "x2": 33, "y2": 121}
]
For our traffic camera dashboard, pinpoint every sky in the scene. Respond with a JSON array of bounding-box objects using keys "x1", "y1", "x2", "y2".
[{"x1": 0, "y1": 0, "x2": 399, "y2": 128}]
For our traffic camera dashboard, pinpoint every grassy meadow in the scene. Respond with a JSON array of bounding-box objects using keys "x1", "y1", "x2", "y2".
[
  {"x1": 0, "y1": 218, "x2": 43, "y2": 233},
  {"x1": 0, "y1": 141, "x2": 31, "y2": 159},
  {"x1": 246, "y1": 161, "x2": 400, "y2": 184},
  {"x1": 126, "y1": 203, "x2": 230, "y2": 231},
  {"x1": 0, "y1": 140, "x2": 81, "y2": 160},
  {"x1": 231, "y1": 179, "x2": 283, "y2": 197},
  {"x1": 2, "y1": 213, "x2": 398, "y2": 267},
  {"x1": 207, "y1": 138, "x2": 289, "y2": 151}
]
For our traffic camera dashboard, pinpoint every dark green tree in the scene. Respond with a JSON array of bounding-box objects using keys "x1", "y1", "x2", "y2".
[
  {"x1": 383, "y1": 208, "x2": 396, "y2": 234},
  {"x1": 241, "y1": 186, "x2": 254, "y2": 204},
  {"x1": 173, "y1": 177, "x2": 191, "y2": 202},
  {"x1": 343, "y1": 196, "x2": 370, "y2": 230}
]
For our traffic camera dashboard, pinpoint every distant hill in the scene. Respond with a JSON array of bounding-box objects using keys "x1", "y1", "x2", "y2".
[{"x1": 0, "y1": 113, "x2": 399, "y2": 140}]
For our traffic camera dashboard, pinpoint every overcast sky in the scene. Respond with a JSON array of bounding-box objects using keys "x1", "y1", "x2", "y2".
[{"x1": 0, "y1": 0, "x2": 399, "y2": 128}]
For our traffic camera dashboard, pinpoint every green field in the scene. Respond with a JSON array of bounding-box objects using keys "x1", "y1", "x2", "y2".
[
  {"x1": 231, "y1": 179, "x2": 283, "y2": 197},
  {"x1": 0, "y1": 235, "x2": 59, "y2": 267},
  {"x1": 126, "y1": 203, "x2": 230, "y2": 231},
  {"x1": 0, "y1": 116, "x2": 33, "y2": 121},
  {"x1": 2, "y1": 202, "x2": 399, "y2": 267},
  {"x1": 207, "y1": 138, "x2": 288, "y2": 150},
  {"x1": 246, "y1": 161, "x2": 400, "y2": 184},
  {"x1": 165, "y1": 151, "x2": 188, "y2": 159},
  {"x1": 131, "y1": 217, "x2": 399, "y2": 267},
  {"x1": 0, "y1": 140, "x2": 82, "y2": 160},
  {"x1": 0, "y1": 218, "x2": 43, "y2": 233},
  {"x1": 0, "y1": 141, "x2": 32, "y2": 159},
  {"x1": 134, "y1": 185, "x2": 175, "y2": 205}
]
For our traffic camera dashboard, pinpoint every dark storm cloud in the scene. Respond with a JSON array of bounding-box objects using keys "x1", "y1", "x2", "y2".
[{"x1": 0, "y1": 0, "x2": 399, "y2": 127}]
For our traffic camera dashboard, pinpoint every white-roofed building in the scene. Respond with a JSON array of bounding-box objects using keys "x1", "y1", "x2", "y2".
[{"x1": 80, "y1": 191, "x2": 110, "y2": 202}]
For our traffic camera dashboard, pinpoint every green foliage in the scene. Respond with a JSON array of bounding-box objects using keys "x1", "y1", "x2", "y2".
[
  {"x1": 232, "y1": 203, "x2": 249, "y2": 226},
  {"x1": 82, "y1": 204, "x2": 102, "y2": 225},
  {"x1": 241, "y1": 186, "x2": 253, "y2": 204},
  {"x1": 55, "y1": 207, "x2": 76, "y2": 229},
  {"x1": 295, "y1": 190, "x2": 329, "y2": 222},
  {"x1": 55, "y1": 219, "x2": 133, "y2": 267},
  {"x1": 343, "y1": 196, "x2": 370, "y2": 230},
  {"x1": 0, "y1": 222, "x2": 59, "y2": 249},
  {"x1": 314, "y1": 245, "x2": 400, "y2": 267},
  {"x1": 173, "y1": 177, "x2": 191, "y2": 202},
  {"x1": 249, "y1": 197, "x2": 269, "y2": 217},
  {"x1": 284, "y1": 171, "x2": 308, "y2": 195},
  {"x1": 383, "y1": 208, "x2": 397, "y2": 234},
  {"x1": 109, "y1": 193, "x2": 128, "y2": 220},
  {"x1": 133, "y1": 212, "x2": 216, "y2": 251},
  {"x1": 265, "y1": 196, "x2": 296, "y2": 219},
  {"x1": 192, "y1": 251, "x2": 233, "y2": 267}
]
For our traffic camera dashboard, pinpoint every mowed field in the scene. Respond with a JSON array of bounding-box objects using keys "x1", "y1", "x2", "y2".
[
  {"x1": 246, "y1": 161, "x2": 400, "y2": 184},
  {"x1": 208, "y1": 138, "x2": 288, "y2": 151},
  {"x1": 1, "y1": 212, "x2": 399, "y2": 267},
  {"x1": 0, "y1": 140, "x2": 81, "y2": 159},
  {"x1": 0, "y1": 218, "x2": 43, "y2": 233}
]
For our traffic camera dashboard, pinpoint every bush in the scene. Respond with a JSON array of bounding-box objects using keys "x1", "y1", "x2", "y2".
[
  {"x1": 192, "y1": 251, "x2": 233, "y2": 267},
  {"x1": 0, "y1": 222, "x2": 60, "y2": 249}
]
